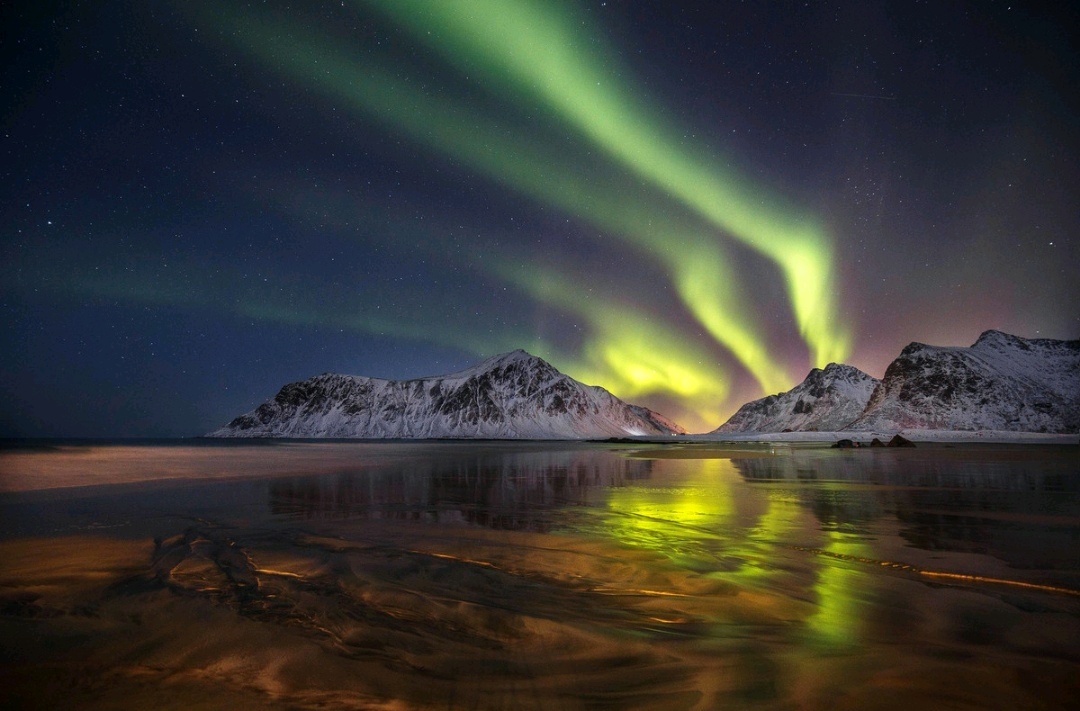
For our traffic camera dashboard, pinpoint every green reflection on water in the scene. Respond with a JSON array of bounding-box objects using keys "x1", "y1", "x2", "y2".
[
  {"x1": 595, "y1": 457, "x2": 872, "y2": 650},
  {"x1": 806, "y1": 530, "x2": 871, "y2": 649}
]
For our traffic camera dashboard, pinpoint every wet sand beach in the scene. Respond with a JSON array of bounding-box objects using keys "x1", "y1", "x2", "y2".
[{"x1": 1, "y1": 441, "x2": 1078, "y2": 709}]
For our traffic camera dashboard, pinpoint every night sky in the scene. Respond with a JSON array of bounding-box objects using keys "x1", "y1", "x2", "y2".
[{"x1": 3, "y1": 1, "x2": 1077, "y2": 436}]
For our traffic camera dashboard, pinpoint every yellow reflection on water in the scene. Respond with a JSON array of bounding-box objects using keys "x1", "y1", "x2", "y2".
[{"x1": 602, "y1": 458, "x2": 801, "y2": 579}]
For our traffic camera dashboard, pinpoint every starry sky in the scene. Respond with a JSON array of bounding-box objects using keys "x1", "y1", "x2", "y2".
[{"x1": 2, "y1": 0, "x2": 1077, "y2": 437}]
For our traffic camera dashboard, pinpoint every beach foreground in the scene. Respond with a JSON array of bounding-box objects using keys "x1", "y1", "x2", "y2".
[{"x1": 1, "y1": 441, "x2": 1077, "y2": 709}]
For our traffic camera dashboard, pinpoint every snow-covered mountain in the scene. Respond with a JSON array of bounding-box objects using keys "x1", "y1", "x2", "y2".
[
  {"x1": 710, "y1": 330, "x2": 1078, "y2": 435},
  {"x1": 712, "y1": 363, "x2": 879, "y2": 433},
  {"x1": 208, "y1": 350, "x2": 685, "y2": 439},
  {"x1": 849, "y1": 330, "x2": 1079, "y2": 433}
]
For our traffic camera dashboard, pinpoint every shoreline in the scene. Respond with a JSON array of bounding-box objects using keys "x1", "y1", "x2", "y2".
[
  {"x1": 0, "y1": 435, "x2": 1074, "y2": 495},
  {"x1": 682, "y1": 430, "x2": 1078, "y2": 445}
]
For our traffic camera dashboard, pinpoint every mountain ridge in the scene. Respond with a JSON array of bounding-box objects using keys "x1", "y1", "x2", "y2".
[
  {"x1": 848, "y1": 330, "x2": 1079, "y2": 433},
  {"x1": 209, "y1": 350, "x2": 685, "y2": 439},
  {"x1": 714, "y1": 330, "x2": 1079, "y2": 434}
]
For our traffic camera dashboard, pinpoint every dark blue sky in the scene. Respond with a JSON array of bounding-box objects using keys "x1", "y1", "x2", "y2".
[{"x1": 3, "y1": 1, "x2": 1077, "y2": 436}]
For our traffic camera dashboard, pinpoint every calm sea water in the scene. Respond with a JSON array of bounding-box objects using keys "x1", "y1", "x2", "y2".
[{"x1": 1, "y1": 440, "x2": 1077, "y2": 710}]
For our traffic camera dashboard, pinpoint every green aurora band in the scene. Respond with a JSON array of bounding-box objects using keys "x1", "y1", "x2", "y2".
[
  {"x1": 358, "y1": 0, "x2": 852, "y2": 368},
  {"x1": 2, "y1": 241, "x2": 535, "y2": 366},
  {"x1": 194, "y1": 0, "x2": 858, "y2": 427},
  {"x1": 202, "y1": 2, "x2": 795, "y2": 404}
]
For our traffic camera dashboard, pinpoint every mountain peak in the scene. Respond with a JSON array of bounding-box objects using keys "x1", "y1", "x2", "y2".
[
  {"x1": 482, "y1": 349, "x2": 545, "y2": 366},
  {"x1": 713, "y1": 363, "x2": 878, "y2": 433},
  {"x1": 818, "y1": 362, "x2": 868, "y2": 380},
  {"x1": 973, "y1": 329, "x2": 1024, "y2": 349},
  {"x1": 975, "y1": 329, "x2": 1008, "y2": 344},
  {"x1": 443, "y1": 349, "x2": 556, "y2": 381}
]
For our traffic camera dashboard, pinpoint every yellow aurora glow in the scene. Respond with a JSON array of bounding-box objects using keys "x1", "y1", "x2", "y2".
[{"x1": 488, "y1": 259, "x2": 731, "y2": 425}]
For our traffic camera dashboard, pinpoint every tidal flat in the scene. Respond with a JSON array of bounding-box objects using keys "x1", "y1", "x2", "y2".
[{"x1": 1, "y1": 440, "x2": 1078, "y2": 710}]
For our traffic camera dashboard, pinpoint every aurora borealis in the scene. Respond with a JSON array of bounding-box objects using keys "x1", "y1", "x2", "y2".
[{"x1": 2, "y1": 1, "x2": 1077, "y2": 435}]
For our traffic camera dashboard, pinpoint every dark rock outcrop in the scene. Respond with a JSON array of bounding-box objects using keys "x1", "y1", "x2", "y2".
[{"x1": 887, "y1": 434, "x2": 915, "y2": 447}]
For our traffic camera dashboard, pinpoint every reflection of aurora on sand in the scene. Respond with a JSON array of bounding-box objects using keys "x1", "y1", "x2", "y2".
[
  {"x1": 596, "y1": 458, "x2": 873, "y2": 650},
  {"x1": 1, "y1": 441, "x2": 1078, "y2": 708}
]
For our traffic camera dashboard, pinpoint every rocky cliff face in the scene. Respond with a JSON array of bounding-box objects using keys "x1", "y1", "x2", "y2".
[
  {"x1": 208, "y1": 350, "x2": 685, "y2": 439},
  {"x1": 849, "y1": 330, "x2": 1080, "y2": 433},
  {"x1": 712, "y1": 363, "x2": 879, "y2": 433}
]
